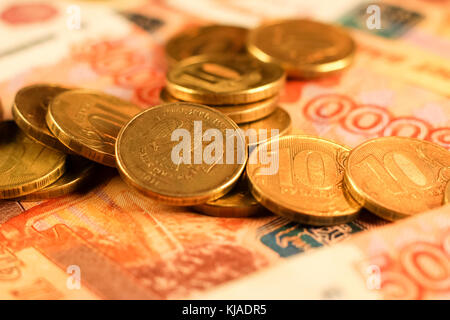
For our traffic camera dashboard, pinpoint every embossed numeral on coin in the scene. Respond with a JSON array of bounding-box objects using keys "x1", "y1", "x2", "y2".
[{"x1": 354, "y1": 152, "x2": 434, "y2": 194}]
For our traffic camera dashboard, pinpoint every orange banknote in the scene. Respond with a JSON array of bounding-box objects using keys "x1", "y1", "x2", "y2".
[{"x1": 0, "y1": 0, "x2": 449, "y2": 299}]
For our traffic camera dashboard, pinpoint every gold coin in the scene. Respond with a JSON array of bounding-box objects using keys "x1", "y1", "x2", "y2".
[
  {"x1": 247, "y1": 19, "x2": 355, "y2": 78},
  {"x1": 239, "y1": 108, "x2": 291, "y2": 147},
  {"x1": 47, "y1": 90, "x2": 142, "y2": 167},
  {"x1": 444, "y1": 181, "x2": 450, "y2": 205},
  {"x1": 15, "y1": 156, "x2": 98, "y2": 201},
  {"x1": 159, "y1": 88, "x2": 279, "y2": 124},
  {"x1": 193, "y1": 172, "x2": 264, "y2": 217},
  {"x1": 12, "y1": 84, "x2": 73, "y2": 153},
  {"x1": 166, "y1": 54, "x2": 285, "y2": 105},
  {"x1": 116, "y1": 102, "x2": 247, "y2": 205},
  {"x1": 247, "y1": 135, "x2": 361, "y2": 226},
  {"x1": 0, "y1": 121, "x2": 66, "y2": 199},
  {"x1": 166, "y1": 25, "x2": 248, "y2": 66},
  {"x1": 344, "y1": 137, "x2": 450, "y2": 221}
]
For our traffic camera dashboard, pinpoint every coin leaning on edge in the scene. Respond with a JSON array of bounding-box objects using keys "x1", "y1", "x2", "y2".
[
  {"x1": 115, "y1": 102, "x2": 247, "y2": 206},
  {"x1": 247, "y1": 135, "x2": 361, "y2": 226}
]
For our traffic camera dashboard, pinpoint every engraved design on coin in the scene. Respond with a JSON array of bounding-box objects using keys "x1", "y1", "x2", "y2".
[
  {"x1": 247, "y1": 135, "x2": 360, "y2": 226},
  {"x1": 345, "y1": 137, "x2": 450, "y2": 220}
]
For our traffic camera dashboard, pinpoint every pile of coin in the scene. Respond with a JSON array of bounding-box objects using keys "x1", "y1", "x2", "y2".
[{"x1": 2, "y1": 19, "x2": 449, "y2": 227}]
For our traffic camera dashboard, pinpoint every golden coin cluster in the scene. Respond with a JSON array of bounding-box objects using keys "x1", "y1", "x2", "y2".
[{"x1": 3, "y1": 20, "x2": 449, "y2": 226}]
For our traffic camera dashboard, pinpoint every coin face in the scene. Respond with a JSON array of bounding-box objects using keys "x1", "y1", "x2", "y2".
[
  {"x1": 47, "y1": 90, "x2": 142, "y2": 167},
  {"x1": 444, "y1": 181, "x2": 450, "y2": 205},
  {"x1": 247, "y1": 19, "x2": 355, "y2": 78},
  {"x1": 345, "y1": 137, "x2": 450, "y2": 221},
  {"x1": 239, "y1": 108, "x2": 291, "y2": 147},
  {"x1": 0, "y1": 121, "x2": 66, "y2": 199},
  {"x1": 193, "y1": 173, "x2": 263, "y2": 217},
  {"x1": 16, "y1": 156, "x2": 98, "y2": 201},
  {"x1": 166, "y1": 54, "x2": 285, "y2": 105},
  {"x1": 116, "y1": 103, "x2": 247, "y2": 205},
  {"x1": 159, "y1": 88, "x2": 279, "y2": 124},
  {"x1": 13, "y1": 84, "x2": 72, "y2": 153},
  {"x1": 166, "y1": 25, "x2": 248, "y2": 65},
  {"x1": 247, "y1": 135, "x2": 361, "y2": 226}
]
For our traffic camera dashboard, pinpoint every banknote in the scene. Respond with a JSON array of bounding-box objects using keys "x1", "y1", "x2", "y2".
[
  {"x1": 199, "y1": 204, "x2": 450, "y2": 300},
  {"x1": 0, "y1": 0, "x2": 449, "y2": 300}
]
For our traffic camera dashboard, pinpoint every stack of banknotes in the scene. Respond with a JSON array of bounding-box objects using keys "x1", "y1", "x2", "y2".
[{"x1": 0, "y1": 0, "x2": 449, "y2": 300}]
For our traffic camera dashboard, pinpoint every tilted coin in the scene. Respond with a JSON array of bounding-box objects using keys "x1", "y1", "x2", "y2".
[
  {"x1": 193, "y1": 172, "x2": 264, "y2": 218},
  {"x1": 247, "y1": 19, "x2": 355, "y2": 78},
  {"x1": 239, "y1": 108, "x2": 291, "y2": 147},
  {"x1": 46, "y1": 90, "x2": 142, "y2": 167},
  {"x1": 116, "y1": 103, "x2": 247, "y2": 205},
  {"x1": 444, "y1": 181, "x2": 450, "y2": 205},
  {"x1": 166, "y1": 54, "x2": 285, "y2": 105},
  {"x1": 166, "y1": 25, "x2": 248, "y2": 66},
  {"x1": 0, "y1": 121, "x2": 66, "y2": 199},
  {"x1": 247, "y1": 135, "x2": 361, "y2": 226},
  {"x1": 344, "y1": 137, "x2": 450, "y2": 221},
  {"x1": 15, "y1": 156, "x2": 98, "y2": 201},
  {"x1": 12, "y1": 84, "x2": 72, "y2": 153},
  {"x1": 159, "y1": 88, "x2": 279, "y2": 124}
]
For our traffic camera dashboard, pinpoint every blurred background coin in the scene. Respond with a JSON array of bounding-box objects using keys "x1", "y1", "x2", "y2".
[
  {"x1": 247, "y1": 19, "x2": 355, "y2": 78},
  {"x1": 166, "y1": 24, "x2": 249, "y2": 66}
]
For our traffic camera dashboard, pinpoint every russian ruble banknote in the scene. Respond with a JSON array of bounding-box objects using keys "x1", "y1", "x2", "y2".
[{"x1": 0, "y1": 0, "x2": 449, "y2": 299}]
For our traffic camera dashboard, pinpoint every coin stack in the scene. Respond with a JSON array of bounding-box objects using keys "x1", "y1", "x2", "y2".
[{"x1": 2, "y1": 19, "x2": 449, "y2": 228}]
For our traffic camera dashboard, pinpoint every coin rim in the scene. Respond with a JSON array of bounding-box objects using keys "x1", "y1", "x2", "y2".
[
  {"x1": 247, "y1": 19, "x2": 356, "y2": 78},
  {"x1": 247, "y1": 134, "x2": 361, "y2": 226},
  {"x1": 344, "y1": 136, "x2": 450, "y2": 221},
  {"x1": 115, "y1": 102, "x2": 248, "y2": 206},
  {"x1": 166, "y1": 54, "x2": 286, "y2": 105},
  {"x1": 12, "y1": 84, "x2": 74, "y2": 153}
]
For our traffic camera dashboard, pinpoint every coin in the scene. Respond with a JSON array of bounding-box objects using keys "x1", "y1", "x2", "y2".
[
  {"x1": 0, "y1": 121, "x2": 66, "y2": 199},
  {"x1": 46, "y1": 90, "x2": 142, "y2": 167},
  {"x1": 193, "y1": 172, "x2": 264, "y2": 217},
  {"x1": 116, "y1": 102, "x2": 247, "y2": 205},
  {"x1": 247, "y1": 19, "x2": 355, "y2": 78},
  {"x1": 344, "y1": 137, "x2": 450, "y2": 221},
  {"x1": 166, "y1": 54, "x2": 285, "y2": 105},
  {"x1": 444, "y1": 181, "x2": 450, "y2": 205},
  {"x1": 159, "y1": 88, "x2": 279, "y2": 124},
  {"x1": 239, "y1": 108, "x2": 291, "y2": 147},
  {"x1": 166, "y1": 25, "x2": 248, "y2": 66},
  {"x1": 247, "y1": 135, "x2": 361, "y2": 226},
  {"x1": 12, "y1": 84, "x2": 73, "y2": 153},
  {"x1": 15, "y1": 156, "x2": 98, "y2": 201}
]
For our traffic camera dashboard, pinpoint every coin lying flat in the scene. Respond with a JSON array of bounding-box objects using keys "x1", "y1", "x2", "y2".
[
  {"x1": 239, "y1": 108, "x2": 291, "y2": 147},
  {"x1": 444, "y1": 181, "x2": 450, "y2": 205},
  {"x1": 12, "y1": 84, "x2": 72, "y2": 153},
  {"x1": 116, "y1": 103, "x2": 247, "y2": 205},
  {"x1": 193, "y1": 172, "x2": 264, "y2": 217},
  {"x1": 166, "y1": 25, "x2": 248, "y2": 66},
  {"x1": 159, "y1": 88, "x2": 279, "y2": 124},
  {"x1": 345, "y1": 137, "x2": 450, "y2": 221},
  {"x1": 16, "y1": 156, "x2": 97, "y2": 201},
  {"x1": 0, "y1": 121, "x2": 66, "y2": 199},
  {"x1": 247, "y1": 135, "x2": 361, "y2": 226},
  {"x1": 166, "y1": 54, "x2": 285, "y2": 105},
  {"x1": 46, "y1": 90, "x2": 142, "y2": 167},
  {"x1": 247, "y1": 19, "x2": 355, "y2": 78}
]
